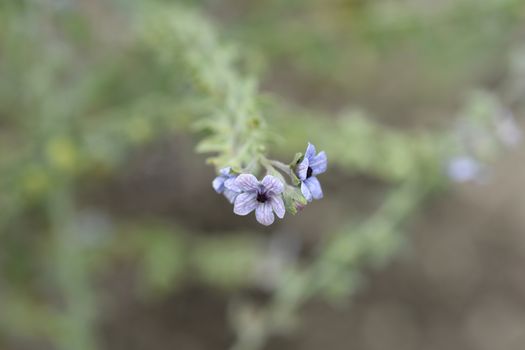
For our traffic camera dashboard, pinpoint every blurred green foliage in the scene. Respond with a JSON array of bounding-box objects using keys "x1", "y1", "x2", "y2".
[{"x1": 0, "y1": 1, "x2": 523, "y2": 350}]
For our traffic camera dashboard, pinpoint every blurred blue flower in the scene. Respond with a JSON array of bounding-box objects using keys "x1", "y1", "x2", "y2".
[
  {"x1": 296, "y1": 143, "x2": 327, "y2": 202},
  {"x1": 212, "y1": 167, "x2": 240, "y2": 203},
  {"x1": 446, "y1": 156, "x2": 484, "y2": 183},
  {"x1": 232, "y1": 174, "x2": 285, "y2": 226}
]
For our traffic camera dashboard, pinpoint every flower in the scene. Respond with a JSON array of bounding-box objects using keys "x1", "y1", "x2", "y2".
[
  {"x1": 212, "y1": 167, "x2": 240, "y2": 203},
  {"x1": 446, "y1": 156, "x2": 485, "y2": 183},
  {"x1": 295, "y1": 143, "x2": 327, "y2": 202},
  {"x1": 231, "y1": 174, "x2": 285, "y2": 226}
]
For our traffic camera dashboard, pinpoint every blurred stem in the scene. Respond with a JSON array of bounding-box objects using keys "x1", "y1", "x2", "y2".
[
  {"x1": 48, "y1": 181, "x2": 97, "y2": 350},
  {"x1": 231, "y1": 179, "x2": 434, "y2": 350},
  {"x1": 269, "y1": 159, "x2": 298, "y2": 184},
  {"x1": 268, "y1": 160, "x2": 290, "y2": 172}
]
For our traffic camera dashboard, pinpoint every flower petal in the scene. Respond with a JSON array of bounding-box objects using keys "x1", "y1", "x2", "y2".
[
  {"x1": 309, "y1": 151, "x2": 327, "y2": 175},
  {"x1": 261, "y1": 175, "x2": 284, "y2": 194},
  {"x1": 256, "y1": 202, "x2": 275, "y2": 226},
  {"x1": 270, "y1": 195, "x2": 285, "y2": 219},
  {"x1": 234, "y1": 174, "x2": 260, "y2": 192},
  {"x1": 224, "y1": 177, "x2": 234, "y2": 192},
  {"x1": 305, "y1": 142, "x2": 317, "y2": 160},
  {"x1": 219, "y1": 167, "x2": 232, "y2": 176},
  {"x1": 305, "y1": 177, "x2": 323, "y2": 200},
  {"x1": 212, "y1": 176, "x2": 226, "y2": 193},
  {"x1": 301, "y1": 182, "x2": 313, "y2": 202},
  {"x1": 223, "y1": 189, "x2": 240, "y2": 204},
  {"x1": 295, "y1": 157, "x2": 309, "y2": 180},
  {"x1": 233, "y1": 192, "x2": 258, "y2": 216},
  {"x1": 224, "y1": 177, "x2": 240, "y2": 192}
]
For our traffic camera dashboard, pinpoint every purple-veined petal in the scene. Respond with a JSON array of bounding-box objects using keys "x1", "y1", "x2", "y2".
[
  {"x1": 224, "y1": 176, "x2": 235, "y2": 192},
  {"x1": 234, "y1": 174, "x2": 260, "y2": 192},
  {"x1": 261, "y1": 175, "x2": 284, "y2": 194},
  {"x1": 270, "y1": 195, "x2": 285, "y2": 219},
  {"x1": 219, "y1": 167, "x2": 232, "y2": 176},
  {"x1": 256, "y1": 202, "x2": 275, "y2": 226},
  {"x1": 305, "y1": 142, "x2": 316, "y2": 160},
  {"x1": 223, "y1": 189, "x2": 240, "y2": 204},
  {"x1": 309, "y1": 151, "x2": 327, "y2": 175},
  {"x1": 305, "y1": 177, "x2": 323, "y2": 200},
  {"x1": 224, "y1": 177, "x2": 240, "y2": 192},
  {"x1": 295, "y1": 157, "x2": 309, "y2": 180},
  {"x1": 301, "y1": 182, "x2": 313, "y2": 202},
  {"x1": 212, "y1": 176, "x2": 226, "y2": 193},
  {"x1": 234, "y1": 192, "x2": 258, "y2": 215}
]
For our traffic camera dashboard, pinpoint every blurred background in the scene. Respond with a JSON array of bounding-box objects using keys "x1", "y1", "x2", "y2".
[{"x1": 1, "y1": 0, "x2": 525, "y2": 349}]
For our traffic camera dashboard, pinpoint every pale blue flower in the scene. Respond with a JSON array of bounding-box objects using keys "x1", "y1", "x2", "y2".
[
  {"x1": 295, "y1": 143, "x2": 327, "y2": 202},
  {"x1": 446, "y1": 156, "x2": 484, "y2": 183},
  {"x1": 212, "y1": 167, "x2": 240, "y2": 203},
  {"x1": 231, "y1": 174, "x2": 285, "y2": 226}
]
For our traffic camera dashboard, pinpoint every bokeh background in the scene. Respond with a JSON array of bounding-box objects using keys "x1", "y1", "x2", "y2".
[{"x1": 1, "y1": 0, "x2": 525, "y2": 350}]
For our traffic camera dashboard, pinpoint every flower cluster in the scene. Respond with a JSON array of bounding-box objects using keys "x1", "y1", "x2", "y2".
[
  {"x1": 446, "y1": 103, "x2": 522, "y2": 184},
  {"x1": 212, "y1": 143, "x2": 328, "y2": 225}
]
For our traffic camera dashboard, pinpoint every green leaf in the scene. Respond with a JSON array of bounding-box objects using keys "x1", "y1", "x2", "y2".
[{"x1": 196, "y1": 136, "x2": 227, "y2": 153}]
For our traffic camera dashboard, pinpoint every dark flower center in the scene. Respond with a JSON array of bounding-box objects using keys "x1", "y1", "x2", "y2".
[
  {"x1": 257, "y1": 192, "x2": 269, "y2": 203},
  {"x1": 306, "y1": 167, "x2": 313, "y2": 178}
]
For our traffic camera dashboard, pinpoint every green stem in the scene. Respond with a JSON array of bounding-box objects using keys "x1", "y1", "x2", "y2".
[{"x1": 48, "y1": 183, "x2": 98, "y2": 350}]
